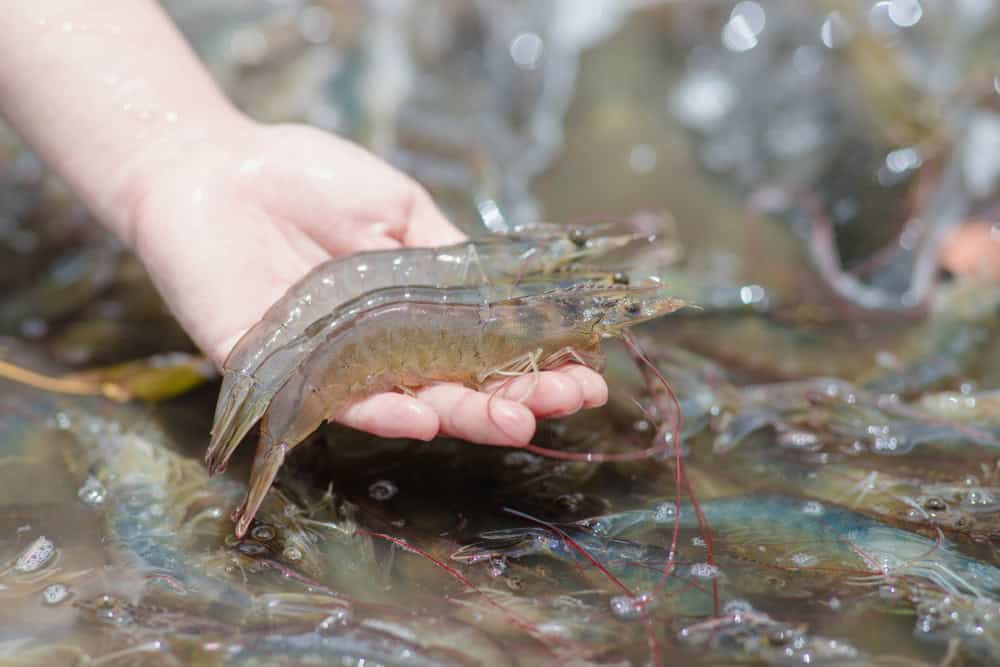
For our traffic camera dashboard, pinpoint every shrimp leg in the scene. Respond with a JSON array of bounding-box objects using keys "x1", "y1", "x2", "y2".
[
  {"x1": 477, "y1": 346, "x2": 603, "y2": 386},
  {"x1": 232, "y1": 438, "x2": 287, "y2": 538}
]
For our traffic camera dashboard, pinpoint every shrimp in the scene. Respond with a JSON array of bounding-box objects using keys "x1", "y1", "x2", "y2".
[
  {"x1": 229, "y1": 286, "x2": 686, "y2": 536},
  {"x1": 206, "y1": 273, "x2": 636, "y2": 473},
  {"x1": 210, "y1": 229, "x2": 643, "y2": 467}
]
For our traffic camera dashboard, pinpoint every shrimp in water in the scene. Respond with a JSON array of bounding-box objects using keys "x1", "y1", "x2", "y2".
[
  {"x1": 230, "y1": 286, "x2": 686, "y2": 536},
  {"x1": 209, "y1": 229, "x2": 644, "y2": 470}
]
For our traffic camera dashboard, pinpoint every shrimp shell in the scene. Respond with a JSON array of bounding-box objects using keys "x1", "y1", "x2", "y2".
[
  {"x1": 206, "y1": 274, "x2": 634, "y2": 473},
  {"x1": 210, "y1": 230, "x2": 643, "y2": 469},
  {"x1": 230, "y1": 286, "x2": 685, "y2": 535}
]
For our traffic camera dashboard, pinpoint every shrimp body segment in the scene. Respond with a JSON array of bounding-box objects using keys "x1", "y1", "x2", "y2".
[
  {"x1": 231, "y1": 287, "x2": 686, "y2": 536},
  {"x1": 206, "y1": 275, "x2": 631, "y2": 473},
  {"x1": 209, "y1": 230, "x2": 643, "y2": 471}
]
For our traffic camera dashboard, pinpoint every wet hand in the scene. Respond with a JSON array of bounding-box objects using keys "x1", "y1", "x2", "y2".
[{"x1": 127, "y1": 120, "x2": 608, "y2": 446}]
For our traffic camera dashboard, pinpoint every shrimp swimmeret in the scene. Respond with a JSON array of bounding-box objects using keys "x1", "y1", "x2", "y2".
[
  {"x1": 209, "y1": 228, "x2": 645, "y2": 470},
  {"x1": 226, "y1": 286, "x2": 686, "y2": 537}
]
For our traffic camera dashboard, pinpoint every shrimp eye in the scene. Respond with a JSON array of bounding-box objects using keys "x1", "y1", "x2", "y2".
[
  {"x1": 568, "y1": 228, "x2": 589, "y2": 247},
  {"x1": 625, "y1": 302, "x2": 641, "y2": 315},
  {"x1": 613, "y1": 272, "x2": 629, "y2": 285}
]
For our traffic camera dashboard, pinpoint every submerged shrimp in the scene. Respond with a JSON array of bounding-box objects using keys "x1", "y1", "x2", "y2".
[
  {"x1": 228, "y1": 286, "x2": 686, "y2": 536},
  {"x1": 205, "y1": 273, "x2": 634, "y2": 473},
  {"x1": 210, "y1": 229, "x2": 643, "y2": 470}
]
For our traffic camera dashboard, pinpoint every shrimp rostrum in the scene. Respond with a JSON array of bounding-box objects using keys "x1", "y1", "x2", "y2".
[{"x1": 226, "y1": 285, "x2": 685, "y2": 536}]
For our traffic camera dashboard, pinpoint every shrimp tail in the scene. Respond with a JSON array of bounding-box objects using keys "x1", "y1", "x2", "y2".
[
  {"x1": 206, "y1": 372, "x2": 257, "y2": 474},
  {"x1": 232, "y1": 438, "x2": 287, "y2": 538}
]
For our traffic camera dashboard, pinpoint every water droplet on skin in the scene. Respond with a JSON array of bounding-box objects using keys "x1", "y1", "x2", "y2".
[
  {"x1": 61, "y1": 22, "x2": 73, "y2": 33},
  {"x1": 77, "y1": 476, "x2": 106, "y2": 506},
  {"x1": 164, "y1": 111, "x2": 178, "y2": 123},
  {"x1": 368, "y1": 480, "x2": 398, "y2": 501},
  {"x1": 15, "y1": 536, "x2": 56, "y2": 573},
  {"x1": 42, "y1": 584, "x2": 70, "y2": 605}
]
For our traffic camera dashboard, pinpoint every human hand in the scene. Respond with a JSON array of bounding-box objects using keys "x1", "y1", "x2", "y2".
[{"x1": 125, "y1": 119, "x2": 608, "y2": 446}]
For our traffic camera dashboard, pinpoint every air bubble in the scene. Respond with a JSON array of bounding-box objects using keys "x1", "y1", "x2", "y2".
[
  {"x1": 609, "y1": 592, "x2": 656, "y2": 620},
  {"x1": 790, "y1": 552, "x2": 817, "y2": 568},
  {"x1": 15, "y1": 536, "x2": 56, "y2": 573},
  {"x1": 42, "y1": 584, "x2": 70, "y2": 605},
  {"x1": 820, "y1": 12, "x2": 852, "y2": 48},
  {"x1": 509, "y1": 32, "x2": 544, "y2": 70},
  {"x1": 488, "y1": 555, "x2": 508, "y2": 577},
  {"x1": 77, "y1": 476, "x2": 106, "y2": 506},
  {"x1": 888, "y1": 0, "x2": 923, "y2": 27},
  {"x1": 690, "y1": 563, "x2": 720, "y2": 579},
  {"x1": 653, "y1": 503, "x2": 678, "y2": 523},
  {"x1": 251, "y1": 525, "x2": 276, "y2": 541},
  {"x1": 368, "y1": 480, "x2": 398, "y2": 501},
  {"x1": 801, "y1": 501, "x2": 824, "y2": 516}
]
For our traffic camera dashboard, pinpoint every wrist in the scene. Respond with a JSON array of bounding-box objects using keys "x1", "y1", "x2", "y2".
[{"x1": 105, "y1": 106, "x2": 256, "y2": 247}]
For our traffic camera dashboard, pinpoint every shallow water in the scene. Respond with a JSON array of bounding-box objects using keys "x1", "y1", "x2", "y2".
[{"x1": 1, "y1": 1, "x2": 999, "y2": 665}]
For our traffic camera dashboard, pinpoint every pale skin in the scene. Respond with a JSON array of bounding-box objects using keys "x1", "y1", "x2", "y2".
[{"x1": 0, "y1": 1, "x2": 608, "y2": 448}]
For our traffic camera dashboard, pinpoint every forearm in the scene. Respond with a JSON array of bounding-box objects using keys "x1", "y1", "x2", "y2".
[{"x1": 0, "y1": 0, "x2": 243, "y2": 241}]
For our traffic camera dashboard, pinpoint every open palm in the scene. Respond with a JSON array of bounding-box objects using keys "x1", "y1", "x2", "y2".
[{"x1": 128, "y1": 122, "x2": 607, "y2": 446}]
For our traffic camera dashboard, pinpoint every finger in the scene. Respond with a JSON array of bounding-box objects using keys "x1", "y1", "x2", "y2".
[
  {"x1": 401, "y1": 188, "x2": 467, "y2": 247},
  {"x1": 414, "y1": 383, "x2": 535, "y2": 446},
  {"x1": 482, "y1": 370, "x2": 584, "y2": 419},
  {"x1": 337, "y1": 393, "x2": 440, "y2": 441},
  {"x1": 552, "y1": 364, "x2": 609, "y2": 408}
]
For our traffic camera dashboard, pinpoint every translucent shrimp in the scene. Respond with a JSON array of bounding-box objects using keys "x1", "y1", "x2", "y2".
[
  {"x1": 205, "y1": 273, "x2": 634, "y2": 473},
  {"x1": 210, "y1": 229, "x2": 643, "y2": 467},
  {"x1": 230, "y1": 286, "x2": 686, "y2": 536}
]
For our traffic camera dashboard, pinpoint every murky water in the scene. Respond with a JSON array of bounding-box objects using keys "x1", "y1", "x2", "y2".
[{"x1": 1, "y1": 1, "x2": 999, "y2": 665}]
